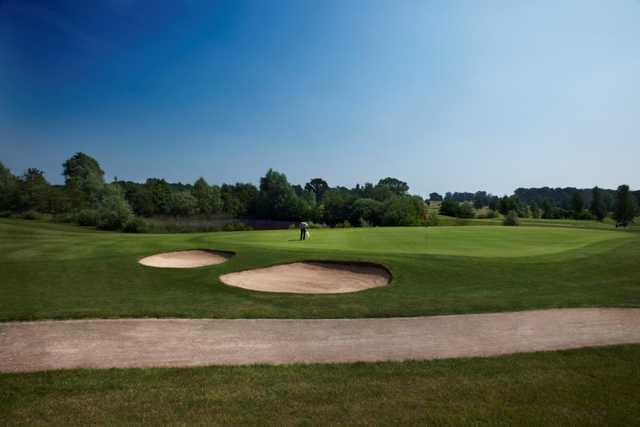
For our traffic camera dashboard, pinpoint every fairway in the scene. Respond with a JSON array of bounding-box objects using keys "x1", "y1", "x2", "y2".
[{"x1": 1, "y1": 219, "x2": 638, "y2": 321}]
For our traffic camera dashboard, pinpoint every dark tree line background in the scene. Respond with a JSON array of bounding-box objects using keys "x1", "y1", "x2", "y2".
[
  {"x1": 0, "y1": 153, "x2": 428, "y2": 231},
  {"x1": 1, "y1": 152, "x2": 638, "y2": 232},
  {"x1": 431, "y1": 186, "x2": 639, "y2": 225}
]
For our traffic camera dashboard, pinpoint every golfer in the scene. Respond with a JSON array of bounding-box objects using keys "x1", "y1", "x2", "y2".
[{"x1": 299, "y1": 221, "x2": 308, "y2": 241}]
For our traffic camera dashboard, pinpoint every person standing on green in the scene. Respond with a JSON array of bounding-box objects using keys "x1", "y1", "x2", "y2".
[{"x1": 299, "y1": 222, "x2": 308, "y2": 241}]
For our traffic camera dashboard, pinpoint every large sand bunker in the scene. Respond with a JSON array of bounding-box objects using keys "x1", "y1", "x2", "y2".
[
  {"x1": 139, "y1": 250, "x2": 232, "y2": 268},
  {"x1": 220, "y1": 261, "x2": 391, "y2": 294}
]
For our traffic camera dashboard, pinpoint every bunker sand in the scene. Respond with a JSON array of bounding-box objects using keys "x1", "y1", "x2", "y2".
[
  {"x1": 139, "y1": 250, "x2": 231, "y2": 268},
  {"x1": 2, "y1": 308, "x2": 640, "y2": 372},
  {"x1": 220, "y1": 261, "x2": 391, "y2": 293}
]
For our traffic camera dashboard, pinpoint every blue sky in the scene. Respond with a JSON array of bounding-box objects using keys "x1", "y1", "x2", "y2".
[{"x1": 1, "y1": 0, "x2": 639, "y2": 196}]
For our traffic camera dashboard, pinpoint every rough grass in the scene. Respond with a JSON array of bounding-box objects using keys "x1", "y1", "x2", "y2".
[
  {"x1": 1, "y1": 345, "x2": 639, "y2": 426},
  {"x1": 0, "y1": 218, "x2": 638, "y2": 320}
]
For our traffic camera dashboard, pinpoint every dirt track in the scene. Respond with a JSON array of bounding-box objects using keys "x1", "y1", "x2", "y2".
[{"x1": 1, "y1": 308, "x2": 639, "y2": 372}]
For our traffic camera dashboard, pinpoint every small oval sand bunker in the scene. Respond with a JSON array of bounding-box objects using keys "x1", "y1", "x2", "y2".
[
  {"x1": 139, "y1": 250, "x2": 231, "y2": 268},
  {"x1": 220, "y1": 261, "x2": 391, "y2": 294}
]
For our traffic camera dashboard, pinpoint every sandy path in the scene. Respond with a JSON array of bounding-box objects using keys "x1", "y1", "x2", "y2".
[{"x1": 1, "y1": 308, "x2": 639, "y2": 373}]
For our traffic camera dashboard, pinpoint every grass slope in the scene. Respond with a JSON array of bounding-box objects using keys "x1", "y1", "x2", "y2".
[
  {"x1": 1, "y1": 345, "x2": 639, "y2": 426},
  {"x1": 1, "y1": 218, "x2": 638, "y2": 320}
]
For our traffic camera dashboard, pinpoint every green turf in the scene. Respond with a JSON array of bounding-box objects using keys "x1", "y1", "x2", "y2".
[
  {"x1": 1, "y1": 345, "x2": 639, "y2": 426},
  {"x1": 215, "y1": 224, "x2": 629, "y2": 257},
  {"x1": 1, "y1": 218, "x2": 638, "y2": 320}
]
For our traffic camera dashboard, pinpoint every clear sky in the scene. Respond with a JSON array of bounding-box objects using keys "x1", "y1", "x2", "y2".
[{"x1": 1, "y1": 0, "x2": 639, "y2": 196}]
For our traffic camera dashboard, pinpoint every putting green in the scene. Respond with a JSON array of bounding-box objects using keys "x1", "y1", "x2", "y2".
[{"x1": 209, "y1": 226, "x2": 630, "y2": 258}]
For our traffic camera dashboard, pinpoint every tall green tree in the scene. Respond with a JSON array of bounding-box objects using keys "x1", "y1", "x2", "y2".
[
  {"x1": 541, "y1": 199, "x2": 554, "y2": 219},
  {"x1": 170, "y1": 191, "x2": 198, "y2": 217},
  {"x1": 439, "y1": 198, "x2": 459, "y2": 217},
  {"x1": 192, "y1": 178, "x2": 222, "y2": 216},
  {"x1": 381, "y1": 195, "x2": 426, "y2": 226},
  {"x1": 124, "y1": 185, "x2": 155, "y2": 217},
  {"x1": 62, "y1": 152, "x2": 105, "y2": 209},
  {"x1": 498, "y1": 196, "x2": 523, "y2": 216},
  {"x1": 473, "y1": 191, "x2": 489, "y2": 208},
  {"x1": 221, "y1": 183, "x2": 258, "y2": 218},
  {"x1": 613, "y1": 185, "x2": 638, "y2": 226},
  {"x1": 570, "y1": 192, "x2": 584, "y2": 218},
  {"x1": 304, "y1": 178, "x2": 329, "y2": 202},
  {"x1": 144, "y1": 178, "x2": 172, "y2": 215},
  {"x1": 456, "y1": 202, "x2": 475, "y2": 219},
  {"x1": 96, "y1": 184, "x2": 133, "y2": 230},
  {"x1": 429, "y1": 192, "x2": 443, "y2": 202},
  {"x1": 18, "y1": 168, "x2": 51, "y2": 212},
  {"x1": 376, "y1": 177, "x2": 409, "y2": 196},
  {"x1": 0, "y1": 162, "x2": 18, "y2": 211},
  {"x1": 589, "y1": 186, "x2": 607, "y2": 221},
  {"x1": 350, "y1": 198, "x2": 384, "y2": 226},
  {"x1": 323, "y1": 189, "x2": 357, "y2": 225},
  {"x1": 257, "y1": 169, "x2": 301, "y2": 220},
  {"x1": 530, "y1": 201, "x2": 541, "y2": 219}
]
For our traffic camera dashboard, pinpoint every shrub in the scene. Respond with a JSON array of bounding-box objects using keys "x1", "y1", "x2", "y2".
[
  {"x1": 0, "y1": 210, "x2": 12, "y2": 218},
  {"x1": 97, "y1": 208, "x2": 131, "y2": 230},
  {"x1": 334, "y1": 220, "x2": 352, "y2": 228},
  {"x1": 425, "y1": 212, "x2": 439, "y2": 226},
  {"x1": 455, "y1": 202, "x2": 475, "y2": 219},
  {"x1": 96, "y1": 185, "x2": 133, "y2": 230},
  {"x1": 123, "y1": 217, "x2": 149, "y2": 233},
  {"x1": 503, "y1": 210, "x2": 520, "y2": 226},
  {"x1": 170, "y1": 191, "x2": 198, "y2": 217},
  {"x1": 19, "y1": 210, "x2": 41, "y2": 220},
  {"x1": 439, "y1": 199, "x2": 459, "y2": 217},
  {"x1": 288, "y1": 223, "x2": 298, "y2": 230},
  {"x1": 52, "y1": 212, "x2": 76, "y2": 223},
  {"x1": 77, "y1": 209, "x2": 99, "y2": 226},
  {"x1": 351, "y1": 198, "x2": 383, "y2": 226},
  {"x1": 574, "y1": 210, "x2": 594, "y2": 220},
  {"x1": 381, "y1": 196, "x2": 426, "y2": 226},
  {"x1": 477, "y1": 209, "x2": 498, "y2": 219},
  {"x1": 222, "y1": 223, "x2": 253, "y2": 231}
]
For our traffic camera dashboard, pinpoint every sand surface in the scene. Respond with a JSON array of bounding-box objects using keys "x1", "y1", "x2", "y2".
[
  {"x1": 139, "y1": 250, "x2": 231, "y2": 268},
  {"x1": 2, "y1": 308, "x2": 639, "y2": 372},
  {"x1": 220, "y1": 261, "x2": 391, "y2": 293}
]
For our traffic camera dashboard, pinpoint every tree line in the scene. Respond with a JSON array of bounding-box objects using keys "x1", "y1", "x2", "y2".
[
  {"x1": 0, "y1": 152, "x2": 429, "y2": 231},
  {"x1": 1, "y1": 152, "x2": 637, "y2": 232},
  {"x1": 434, "y1": 186, "x2": 639, "y2": 226}
]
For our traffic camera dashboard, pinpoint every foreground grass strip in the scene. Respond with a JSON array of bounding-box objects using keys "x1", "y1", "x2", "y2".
[{"x1": 1, "y1": 345, "x2": 639, "y2": 426}]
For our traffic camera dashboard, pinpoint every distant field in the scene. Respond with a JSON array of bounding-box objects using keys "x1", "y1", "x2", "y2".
[{"x1": 1, "y1": 218, "x2": 638, "y2": 321}]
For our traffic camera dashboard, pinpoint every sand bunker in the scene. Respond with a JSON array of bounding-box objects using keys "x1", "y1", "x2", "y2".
[
  {"x1": 139, "y1": 250, "x2": 231, "y2": 268},
  {"x1": 220, "y1": 261, "x2": 390, "y2": 294}
]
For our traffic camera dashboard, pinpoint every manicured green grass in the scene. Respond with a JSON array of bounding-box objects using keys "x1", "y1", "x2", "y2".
[
  {"x1": 2, "y1": 219, "x2": 639, "y2": 425},
  {"x1": 1, "y1": 218, "x2": 638, "y2": 320},
  {"x1": 2, "y1": 345, "x2": 639, "y2": 426},
  {"x1": 219, "y1": 224, "x2": 629, "y2": 257}
]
